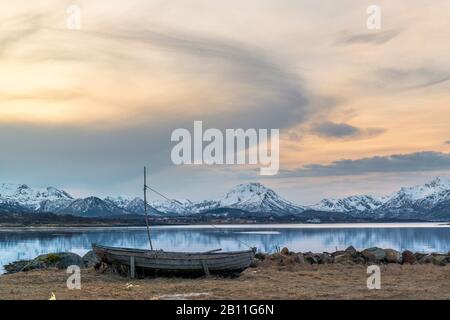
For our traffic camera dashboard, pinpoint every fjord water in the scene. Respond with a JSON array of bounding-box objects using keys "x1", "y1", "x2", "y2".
[{"x1": 1, "y1": 223, "x2": 450, "y2": 274}]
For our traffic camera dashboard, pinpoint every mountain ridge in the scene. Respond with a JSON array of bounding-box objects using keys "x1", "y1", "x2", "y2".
[{"x1": 1, "y1": 178, "x2": 450, "y2": 220}]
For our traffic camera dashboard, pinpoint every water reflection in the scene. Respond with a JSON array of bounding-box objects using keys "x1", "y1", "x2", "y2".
[{"x1": 1, "y1": 225, "x2": 450, "y2": 274}]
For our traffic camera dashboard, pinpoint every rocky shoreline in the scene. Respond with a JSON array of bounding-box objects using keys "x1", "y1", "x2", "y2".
[
  {"x1": 3, "y1": 246, "x2": 450, "y2": 275},
  {"x1": 255, "y1": 246, "x2": 450, "y2": 266}
]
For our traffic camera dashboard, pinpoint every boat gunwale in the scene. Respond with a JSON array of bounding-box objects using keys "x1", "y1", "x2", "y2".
[{"x1": 93, "y1": 244, "x2": 256, "y2": 256}]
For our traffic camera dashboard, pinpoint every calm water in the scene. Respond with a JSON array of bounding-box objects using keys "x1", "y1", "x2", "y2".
[{"x1": 1, "y1": 223, "x2": 450, "y2": 274}]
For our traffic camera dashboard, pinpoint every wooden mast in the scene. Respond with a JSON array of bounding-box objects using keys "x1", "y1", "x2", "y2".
[{"x1": 144, "y1": 166, "x2": 154, "y2": 251}]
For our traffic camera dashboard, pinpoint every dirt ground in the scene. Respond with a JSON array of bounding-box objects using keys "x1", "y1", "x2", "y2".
[{"x1": 1, "y1": 263, "x2": 449, "y2": 300}]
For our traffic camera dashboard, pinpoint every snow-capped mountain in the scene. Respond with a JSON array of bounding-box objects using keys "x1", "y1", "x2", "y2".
[
  {"x1": 105, "y1": 196, "x2": 191, "y2": 215},
  {"x1": 0, "y1": 183, "x2": 73, "y2": 211},
  {"x1": 1, "y1": 177, "x2": 450, "y2": 220},
  {"x1": 103, "y1": 183, "x2": 307, "y2": 216},
  {"x1": 60, "y1": 197, "x2": 129, "y2": 217},
  {"x1": 376, "y1": 177, "x2": 450, "y2": 219},
  {"x1": 310, "y1": 195, "x2": 384, "y2": 214},
  {"x1": 218, "y1": 183, "x2": 306, "y2": 214}
]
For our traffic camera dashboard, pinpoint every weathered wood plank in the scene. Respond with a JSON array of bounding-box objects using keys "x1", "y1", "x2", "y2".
[
  {"x1": 201, "y1": 260, "x2": 210, "y2": 276},
  {"x1": 130, "y1": 256, "x2": 135, "y2": 278}
]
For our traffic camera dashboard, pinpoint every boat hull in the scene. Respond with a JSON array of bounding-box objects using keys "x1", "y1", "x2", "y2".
[{"x1": 92, "y1": 244, "x2": 256, "y2": 277}]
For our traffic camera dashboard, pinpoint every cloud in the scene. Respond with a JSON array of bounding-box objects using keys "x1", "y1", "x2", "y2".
[
  {"x1": 78, "y1": 27, "x2": 329, "y2": 129},
  {"x1": 374, "y1": 67, "x2": 450, "y2": 90},
  {"x1": 0, "y1": 12, "x2": 47, "y2": 57},
  {"x1": 311, "y1": 122, "x2": 385, "y2": 139},
  {"x1": 287, "y1": 131, "x2": 302, "y2": 142},
  {"x1": 275, "y1": 151, "x2": 450, "y2": 177},
  {"x1": 445, "y1": 141, "x2": 450, "y2": 145},
  {"x1": 339, "y1": 29, "x2": 400, "y2": 45},
  {"x1": 0, "y1": 16, "x2": 339, "y2": 191}
]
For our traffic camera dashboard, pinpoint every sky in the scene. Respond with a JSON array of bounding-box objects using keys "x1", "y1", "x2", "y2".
[{"x1": 0, "y1": 0, "x2": 449, "y2": 204}]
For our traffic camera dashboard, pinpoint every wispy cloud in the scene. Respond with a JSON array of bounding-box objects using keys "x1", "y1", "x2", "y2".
[
  {"x1": 339, "y1": 29, "x2": 400, "y2": 45},
  {"x1": 374, "y1": 67, "x2": 450, "y2": 90},
  {"x1": 276, "y1": 151, "x2": 450, "y2": 177},
  {"x1": 311, "y1": 122, "x2": 385, "y2": 139},
  {"x1": 0, "y1": 12, "x2": 46, "y2": 57}
]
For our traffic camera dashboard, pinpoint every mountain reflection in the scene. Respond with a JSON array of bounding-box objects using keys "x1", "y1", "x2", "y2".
[{"x1": 1, "y1": 225, "x2": 450, "y2": 273}]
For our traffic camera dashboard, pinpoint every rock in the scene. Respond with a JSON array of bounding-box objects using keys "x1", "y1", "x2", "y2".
[
  {"x1": 4, "y1": 252, "x2": 84, "y2": 274},
  {"x1": 418, "y1": 254, "x2": 434, "y2": 264},
  {"x1": 280, "y1": 247, "x2": 290, "y2": 255},
  {"x1": 52, "y1": 253, "x2": 84, "y2": 269},
  {"x1": 402, "y1": 250, "x2": 416, "y2": 264},
  {"x1": 353, "y1": 257, "x2": 366, "y2": 264},
  {"x1": 332, "y1": 250, "x2": 345, "y2": 257},
  {"x1": 296, "y1": 253, "x2": 305, "y2": 264},
  {"x1": 4, "y1": 260, "x2": 32, "y2": 274},
  {"x1": 318, "y1": 253, "x2": 333, "y2": 264},
  {"x1": 345, "y1": 246, "x2": 358, "y2": 257},
  {"x1": 384, "y1": 249, "x2": 402, "y2": 263},
  {"x1": 30, "y1": 252, "x2": 83, "y2": 270},
  {"x1": 303, "y1": 252, "x2": 319, "y2": 264},
  {"x1": 418, "y1": 254, "x2": 448, "y2": 266},
  {"x1": 82, "y1": 250, "x2": 101, "y2": 268},
  {"x1": 334, "y1": 253, "x2": 353, "y2": 264},
  {"x1": 432, "y1": 255, "x2": 449, "y2": 266},
  {"x1": 361, "y1": 247, "x2": 386, "y2": 263},
  {"x1": 414, "y1": 252, "x2": 426, "y2": 261}
]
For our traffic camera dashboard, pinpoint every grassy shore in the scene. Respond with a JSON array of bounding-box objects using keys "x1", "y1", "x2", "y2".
[{"x1": 1, "y1": 262, "x2": 449, "y2": 300}]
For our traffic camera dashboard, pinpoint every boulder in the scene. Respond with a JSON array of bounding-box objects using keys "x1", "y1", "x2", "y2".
[
  {"x1": 296, "y1": 253, "x2": 306, "y2": 264},
  {"x1": 332, "y1": 250, "x2": 345, "y2": 257},
  {"x1": 303, "y1": 252, "x2": 319, "y2": 264},
  {"x1": 4, "y1": 252, "x2": 84, "y2": 274},
  {"x1": 334, "y1": 253, "x2": 353, "y2": 264},
  {"x1": 280, "y1": 247, "x2": 290, "y2": 255},
  {"x1": 46, "y1": 252, "x2": 84, "y2": 269},
  {"x1": 345, "y1": 246, "x2": 358, "y2": 257},
  {"x1": 4, "y1": 260, "x2": 32, "y2": 274},
  {"x1": 418, "y1": 254, "x2": 439, "y2": 265},
  {"x1": 419, "y1": 254, "x2": 448, "y2": 266},
  {"x1": 318, "y1": 253, "x2": 333, "y2": 264},
  {"x1": 432, "y1": 255, "x2": 449, "y2": 266},
  {"x1": 353, "y1": 256, "x2": 366, "y2": 264},
  {"x1": 402, "y1": 250, "x2": 416, "y2": 264},
  {"x1": 414, "y1": 252, "x2": 426, "y2": 261},
  {"x1": 361, "y1": 247, "x2": 386, "y2": 263},
  {"x1": 384, "y1": 249, "x2": 402, "y2": 263},
  {"x1": 82, "y1": 250, "x2": 101, "y2": 268}
]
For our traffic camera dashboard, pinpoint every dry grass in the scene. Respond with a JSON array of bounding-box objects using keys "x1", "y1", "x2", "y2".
[{"x1": 1, "y1": 262, "x2": 450, "y2": 300}]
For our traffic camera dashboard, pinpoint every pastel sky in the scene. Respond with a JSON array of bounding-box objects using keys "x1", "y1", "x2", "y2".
[{"x1": 1, "y1": 0, "x2": 449, "y2": 203}]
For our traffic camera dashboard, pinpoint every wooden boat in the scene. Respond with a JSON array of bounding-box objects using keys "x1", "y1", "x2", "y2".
[
  {"x1": 92, "y1": 167, "x2": 256, "y2": 277},
  {"x1": 93, "y1": 244, "x2": 256, "y2": 277}
]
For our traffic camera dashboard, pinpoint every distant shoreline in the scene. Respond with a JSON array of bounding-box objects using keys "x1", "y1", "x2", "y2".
[
  {"x1": 1, "y1": 221, "x2": 449, "y2": 232},
  {"x1": 1, "y1": 211, "x2": 449, "y2": 229}
]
